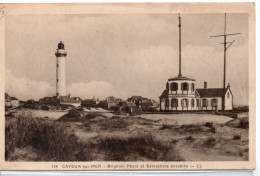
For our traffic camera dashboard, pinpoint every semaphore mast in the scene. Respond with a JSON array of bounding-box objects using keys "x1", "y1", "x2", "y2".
[{"x1": 210, "y1": 13, "x2": 241, "y2": 111}]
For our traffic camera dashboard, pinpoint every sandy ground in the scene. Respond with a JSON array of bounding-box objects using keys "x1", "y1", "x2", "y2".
[
  {"x1": 71, "y1": 113, "x2": 248, "y2": 161},
  {"x1": 141, "y1": 113, "x2": 233, "y2": 125},
  {"x1": 12, "y1": 109, "x2": 235, "y2": 125},
  {"x1": 14, "y1": 109, "x2": 68, "y2": 119},
  {"x1": 7, "y1": 109, "x2": 249, "y2": 161},
  {"x1": 12, "y1": 108, "x2": 114, "y2": 119}
]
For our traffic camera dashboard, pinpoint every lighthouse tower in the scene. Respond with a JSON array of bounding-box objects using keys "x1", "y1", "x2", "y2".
[{"x1": 55, "y1": 41, "x2": 67, "y2": 97}]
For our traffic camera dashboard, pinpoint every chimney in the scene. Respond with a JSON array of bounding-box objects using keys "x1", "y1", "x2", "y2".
[
  {"x1": 204, "y1": 82, "x2": 207, "y2": 89},
  {"x1": 227, "y1": 83, "x2": 230, "y2": 88}
]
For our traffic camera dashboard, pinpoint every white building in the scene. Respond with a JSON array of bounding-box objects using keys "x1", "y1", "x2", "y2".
[
  {"x1": 159, "y1": 14, "x2": 233, "y2": 112},
  {"x1": 159, "y1": 80, "x2": 233, "y2": 111},
  {"x1": 5, "y1": 93, "x2": 20, "y2": 108},
  {"x1": 55, "y1": 41, "x2": 67, "y2": 97},
  {"x1": 40, "y1": 41, "x2": 81, "y2": 107}
]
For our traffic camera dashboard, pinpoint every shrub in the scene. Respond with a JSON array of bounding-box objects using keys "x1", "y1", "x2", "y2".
[
  {"x1": 186, "y1": 136, "x2": 194, "y2": 141},
  {"x1": 160, "y1": 124, "x2": 173, "y2": 130},
  {"x1": 237, "y1": 118, "x2": 249, "y2": 129},
  {"x1": 142, "y1": 106, "x2": 159, "y2": 112},
  {"x1": 41, "y1": 106, "x2": 50, "y2": 111},
  {"x1": 204, "y1": 122, "x2": 215, "y2": 133},
  {"x1": 97, "y1": 134, "x2": 183, "y2": 161},
  {"x1": 205, "y1": 122, "x2": 213, "y2": 128},
  {"x1": 204, "y1": 137, "x2": 216, "y2": 147},
  {"x1": 233, "y1": 135, "x2": 241, "y2": 140},
  {"x1": 86, "y1": 113, "x2": 107, "y2": 120},
  {"x1": 82, "y1": 122, "x2": 92, "y2": 132},
  {"x1": 233, "y1": 106, "x2": 249, "y2": 112},
  {"x1": 5, "y1": 114, "x2": 92, "y2": 161},
  {"x1": 99, "y1": 117, "x2": 129, "y2": 130},
  {"x1": 57, "y1": 110, "x2": 81, "y2": 122},
  {"x1": 211, "y1": 126, "x2": 216, "y2": 133},
  {"x1": 179, "y1": 124, "x2": 203, "y2": 133},
  {"x1": 57, "y1": 112, "x2": 107, "y2": 123},
  {"x1": 67, "y1": 108, "x2": 81, "y2": 118}
]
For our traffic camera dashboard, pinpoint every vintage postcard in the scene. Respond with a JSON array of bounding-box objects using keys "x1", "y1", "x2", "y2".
[{"x1": 0, "y1": 3, "x2": 255, "y2": 170}]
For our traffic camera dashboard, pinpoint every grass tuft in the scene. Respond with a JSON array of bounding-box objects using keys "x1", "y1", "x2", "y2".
[
  {"x1": 97, "y1": 133, "x2": 183, "y2": 161},
  {"x1": 205, "y1": 122, "x2": 213, "y2": 128},
  {"x1": 186, "y1": 136, "x2": 194, "y2": 141},
  {"x1": 237, "y1": 118, "x2": 249, "y2": 129},
  {"x1": 203, "y1": 137, "x2": 216, "y2": 147},
  {"x1": 233, "y1": 135, "x2": 241, "y2": 140},
  {"x1": 5, "y1": 113, "x2": 92, "y2": 161},
  {"x1": 159, "y1": 124, "x2": 173, "y2": 130}
]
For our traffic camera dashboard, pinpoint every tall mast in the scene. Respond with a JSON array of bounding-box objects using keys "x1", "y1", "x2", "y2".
[
  {"x1": 178, "y1": 13, "x2": 182, "y2": 77},
  {"x1": 210, "y1": 13, "x2": 240, "y2": 111},
  {"x1": 223, "y1": 13, "x2": 227, "y2": 100}
]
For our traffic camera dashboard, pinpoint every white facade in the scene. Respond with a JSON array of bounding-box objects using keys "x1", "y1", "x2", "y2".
[
  {"x1": 159, "y1": 76, "x2": 233, "y2": 111},
  {"x1": 160, "y1": 77, "x2": 197, "y2": 111},
  {"x1": 55, "y1": 42, "x2": 67, "y2": 97},
  {"x1": 224, "y1": 89, "x2": 233, "y2": 110}
]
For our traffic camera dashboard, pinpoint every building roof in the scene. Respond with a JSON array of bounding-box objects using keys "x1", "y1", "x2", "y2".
[
  {"x1": 128, "y1": 96, "x2": 142, "y2": 100},
  {"x1": 196, "y1": 88, "x2": 228, "y2": 98},
  {"x1": 5, "y1": 93, "x2": 11, "y2": 101},
  {"x1": 60, "y1": 96, "x2": 80, "y2": 103},
  {"x1": 58, "y1": 41, "x2": 65, "y2": 49},
  {"x1": 159, "y1": 90, "x2": 169, "y2": 99},
  {"x1": 106, "y1": 96, "x2": 117, "y2": 103},
  {"x1": 10, "y1": 97, "x2": 19, "y2": 100},
  {"x1": 150, "y1": 99, "x2": 159, "y2": 104},
  {"x1": 168, "y1": 75, "x2": 195, "y2": 81},
  {"x1": 127, "y1": 96, "x2": 149, "y2": 102}
]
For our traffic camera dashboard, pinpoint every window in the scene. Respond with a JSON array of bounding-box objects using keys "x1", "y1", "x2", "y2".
[
  {"x1": 191, "y1": 83, "x2": 195, "y2": 91},
  {"x1": 166, "y1": 82, "x2": 169, "y2": 90},
  {"x1": 181, "y1": 82, "x2": 189, "y2": 91},
  {"x1": 227, "y1": 92, "x2": 230, "y2": 99},
  {"x1": 57, "y1": 64, "x2": 59, "y2": 67},
  {"x1": 211, "y1": 99, "x2": 218, "y2": 107},
  {"x1": 181, "y1": 99, "x2": 188, "y2": 108},
  {"x1": 171, "y1": 82, "x2": 178, "y2": 91},
  {"x1": 57, "y1": 79, "x2": 58, "y2": 82},
  {"x1": 191, "y1": 99, "x2": 195, "y2": 107},
  {"x1": 171, "y1": 99, "x2": 178, "y2": 107},
  {"x1": 196, "y1": 99, "x2": 200, "y2": 107},
  {"x1": 202, "y1": 99, "x2": 208, "y2": 107}
]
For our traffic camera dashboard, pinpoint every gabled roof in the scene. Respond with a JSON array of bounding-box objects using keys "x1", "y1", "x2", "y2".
[
  {"x1": 159, "y1": 90, "x2": 169, "y2": 99},
  {"x1": 150, "y1": 99, "x2": 159, "y2": 104},
  {"x1": 196, "y1": 88, "x2": 228, "y2": 98},
  {"x1": 5, "y1": 93, "x2": 10, "y2": 99},
  {"x1": 168, "y1": 75, "x2": 195, "y2": 81}
]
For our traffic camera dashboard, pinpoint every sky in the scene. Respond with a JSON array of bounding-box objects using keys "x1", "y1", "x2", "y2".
[{"x1": 5, "y1": 13, "x2": 249, "y2": 105}]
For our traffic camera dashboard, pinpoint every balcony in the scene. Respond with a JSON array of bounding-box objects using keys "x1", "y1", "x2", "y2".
[{"x1": 55, "y1": 49, "x2": 67, "y2": 57}]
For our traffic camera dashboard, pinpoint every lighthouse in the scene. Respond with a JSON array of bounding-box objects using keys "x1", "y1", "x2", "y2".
[{"x1": 55, "y1": 41, "x2": 67, "y2": 97}]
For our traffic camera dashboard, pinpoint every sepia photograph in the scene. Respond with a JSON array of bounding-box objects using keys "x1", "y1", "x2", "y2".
[{"x1": 0, "y1": 3, "x2": 255, "y2": 170}]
